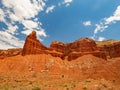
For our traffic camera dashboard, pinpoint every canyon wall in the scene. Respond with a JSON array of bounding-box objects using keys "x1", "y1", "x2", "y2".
[
  {"x1": 1, "y1": 31, "x2": 120, "y2": 60},
  {"x1": 22, "y1": 31, "x2": 107, "y2": 60},
  {"x1": 97, "y1": 42, "x2": 120, "y2": 58}
]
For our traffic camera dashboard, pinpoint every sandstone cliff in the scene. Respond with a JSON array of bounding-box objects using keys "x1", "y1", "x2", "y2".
[
  {"x1": 0, "y1": 31, "x2": 120, "y2": 89},
  {"x1": 22, "y1": 31, "x2": 107, "y2": 60},
  {"x1": 1, "y1": 31, "x2": 120, "y2": 60},
  {"x1": 0, "y1": 48, "x2": 22, "y2": 59},
  {"x1": 96, "y1": 40, "x2": 120, "y2": 58},
  {"x1": 22, "y1": 31, "x2": 48, "y2": 55},
  {"x1": 64, "y1": 38, "x2": 106, "y2": 60}
]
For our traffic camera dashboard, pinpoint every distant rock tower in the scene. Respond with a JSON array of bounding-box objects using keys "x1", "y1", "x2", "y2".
[{"x1": 22, "y1": 31, "x2": 47, "y2": 55}]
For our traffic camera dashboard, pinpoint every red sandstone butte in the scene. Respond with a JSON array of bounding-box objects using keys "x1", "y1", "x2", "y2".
[
  {"x1": 97, "y1": 40, "x2": 120, "y2": 59},
  {"x1": 22, "y1": 31, "x2": 48, "y2": 55},
  {"x1": 65, "y1": 38, "x2": 107, "y2": 60},
  {"x1": 1, "y1": 31, "x2": 120, "y2": 60},
  {"x1": 22, "y1": 31, "x2": 107, "y2": 60}
]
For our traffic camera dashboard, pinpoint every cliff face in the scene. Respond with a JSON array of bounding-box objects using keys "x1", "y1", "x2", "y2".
[
  {"x1": 1, "y1": 31, "x2": 120, "y2": 89},
  {"x1": 22, "y1": 31, "x2": 107, "y2": 60},
  {"x1": 97, "y1": 41, "x2": 120, "y2": 58},
  {"x1": 1, "y1": 31, "x2": 120, "y2": 60},
  {"x1": 0, "y1": 48, "x2": 22, "y2": 59},
  {"x1": 64, "y1": 38, "x2": 106, "y2": 60},
  {"x1": 22, "y1": 31, "x2": 48, "y2": 55}
]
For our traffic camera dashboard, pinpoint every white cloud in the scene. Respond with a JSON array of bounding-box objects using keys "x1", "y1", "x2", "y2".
[
  {"x1": 37, "y1": 29, "x2": 47, "y2": 37},
  {"x1": 83, "y1": 21, "x2": 91, "y2": 26},
  {"x1": 21, "y1": 29, "x2": 34, "y2": 36},
  {"x1": 46, "y1": 5, "x2": 55, "y2": 14},
  {"x1": 0, "y1": 42, "x2": 15, "y2": 50},
  {"x1": 21, "y1": 29, "x2": 46, "y2": 37},
  {"x1": 62, "y1": 0, "x2": 73, "y2": 6},
  {"x1": 105, "y1": 6, "x2": 120, "y2": 24},
  {"x1": 0, "y1": 0, "x2": 75, "y2": 49},
  {"x1": 64, "y1": 0, "x2": 73, "y2": 3},
  {"x1": 92, "y1": 22, "x2": 108, "y2": 40},
  {"x1": 2, "y1": 0, "x2": 45, "y2": 20},
  {"x1": 0, "y1": 0, "x2": 47, "y2": 49},
  {"x1": 94, "y1": 23, "x2": 108, "y2": 34},
  {"x1": 0, "y1": 31, "x2": 24, "y2": 49},
  {"x1": 22, "y1": 20, "x2": 38, "y2": 29},
  {"x1": 6, "y1": 25, "x2": 18, "y2": 35},
  {"x1": 93, "y1": 5, "x2": 120, "y2": 39},
  {"x1": 9, "y1": 14, "x2": 19, "y2": 23},
  {"x1": 0, "y1": 8, "x2": 5, "y2": 22},
  {"x1": 21, "y1": 28, "x2": 47, "y2": 41},
  {"x1": 97, "y1": 37, "x2": 106, "y2": 41}
]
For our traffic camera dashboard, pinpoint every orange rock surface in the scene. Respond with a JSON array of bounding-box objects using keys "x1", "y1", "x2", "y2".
[
  {"x1": 97, "y1": 41, "x2": 120, "y2": 58},
  {"x1": 1, "y1": 31, "x2": 120, "y2": 61},
  {"x1": 22, "y1": 31, "x2": 107, "y2": 60},
  {"x1": 0, "y1": 48, "x2": 22, "y2": 59},
  {"x1": 22, "y1": 31, "x2": 48, "y2": 55},
  {"x1": 0, "y1": 31, "x2": 120, "y2": 89},
  {"x1": 64, "y1": 38, "x2": 106, "y2": 60}
]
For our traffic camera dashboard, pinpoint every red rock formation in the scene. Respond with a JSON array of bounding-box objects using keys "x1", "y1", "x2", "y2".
[
  {"x1": 65, "y1": 38, "x2": 106, "y2": 60},
  {"x1": 0, "y1": 48, "x2": 22, "y2": 59},
  {"x1": 49, "y1": 41, "x2": 65, "y2": 58},
  {"x1": 97, "y1": 42, "x2": 120, "y2": 58},
  {"x1": 22, "y1": 31, "x2": 107, "y2": 60},
  {"x1": 0, "y1": 31, "x2": 108, "y2": 60},
  {"x1": 50, "y1": 41, "x2": 65, "y2": 53},
  {"x1": 22, "y1": 31, "x2": 48, "y2": 55}
]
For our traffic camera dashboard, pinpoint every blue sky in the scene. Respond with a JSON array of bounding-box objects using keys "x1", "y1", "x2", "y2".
[{"x1": 0, "y1": 0, "x2": 120, "y2": 49}]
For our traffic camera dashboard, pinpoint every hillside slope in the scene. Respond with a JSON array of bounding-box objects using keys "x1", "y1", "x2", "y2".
[{"x1": 0, "y1": 54, "x2": 120, "y2": 89}]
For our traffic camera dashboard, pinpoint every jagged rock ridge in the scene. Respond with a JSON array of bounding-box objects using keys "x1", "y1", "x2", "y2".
[
  {"x1": 97, "y1": 41, "x2": 120, "y2": 58},
  {"x1": 22, "y1": 31, "x2": 48, "y2": 55},
  {"x1": 22, "y1": 31, "x2": 107, "y2": 60},
  {"x1": 1, "y1": 31, "x2": 120, "y2": 60},
  {"x1": 0, "y1": 48, "x2": 22, "y2": 59}
]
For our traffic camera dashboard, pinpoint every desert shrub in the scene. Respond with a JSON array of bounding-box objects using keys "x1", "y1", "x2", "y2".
[
  {"x1": 64, "y1": 84, "x2": 68, "y2": 87},
  {"x1": 14, "y1": 79, "x2": 22, "y2": 82},
  {"x1": 3, "y1": 85, "x2": 9, "y2": 90},
  {"x1": 32, "y1": 73, "x2": 37, "y2": 78},
  {"x1": 61, "y1": 75, "x2": 64, "y2": 78},
  {"x1": 112, "y1": 80, "x2": 116, "y2": 83},
  {"x1": 29, "y1": 81, "x2": 33, "y2": 85},
  {"x1": 85, "y1": 79, "x2": 91, "y2": 83},
  {"x1": 66, "y1": 87, "x2": 69, "y2": 90},
  {"x1": 71, "y1": 83, "x2": 76, "y2": 88},
  {"x1": 32, "y1": 86, "x2": 41, "y2": 90},
  {"x1": 102, "y1": 84, "x2": 107, "y2": 88},
  {"x1": 83, "y1": 86, "x2": 87, "y2": 90},
  {"x1": 97, "y1": 87, "x2": 102, "y2": 90}
]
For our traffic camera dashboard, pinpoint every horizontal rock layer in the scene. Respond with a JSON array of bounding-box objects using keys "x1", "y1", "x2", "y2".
[
  {"x1": 22, "y1": 31, "x2": 107, "y2": 60},
  {"x1": 1, "y1": 31, "x2": 120, "y2": 60}
]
